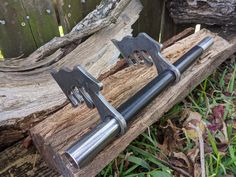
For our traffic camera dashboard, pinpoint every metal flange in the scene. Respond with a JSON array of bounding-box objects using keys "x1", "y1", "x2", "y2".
[
  {"x1": 51, "y1": 65, "x2": 127, "y2": 135},
  {"x1": 112, "y1": 33, "x2": 181, "y2": 82}
]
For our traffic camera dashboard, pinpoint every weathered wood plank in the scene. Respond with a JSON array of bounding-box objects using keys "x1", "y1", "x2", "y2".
[
  {"x1": 160, "y1": 1, "x2": 178, "y2": 42},
  {"x1": 0, "y1": 141, "x2": 59, "y2": 177},
  {"x1": 0, "y1": 0, "x2": 142, "y2": 151},
  {"x1": 133, "y1": 0, "x2": 163, "y2": 41},
  {"x1": 56, "y1": 0, "x2": 83, "y2": 34},
  {"x1": 0, "y1": 0, "x2": 37, "y2": 58},
  {"x1": 22, "y1": 0, "x2": 60, "y2": 48},
  {"x1": 80, "y1": 0, "x2": 101, "y2": 18},
  {"x1": 31, "y1": 29, "x2": 236, "y2": 177}
]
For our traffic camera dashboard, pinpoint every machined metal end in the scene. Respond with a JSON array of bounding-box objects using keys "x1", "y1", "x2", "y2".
[
  {"x1": 65, "y1": 119, "x2": 120, "y2": 169},
  {"x1": 197, "y1": 36, "x2": 214, "y2": 51}
]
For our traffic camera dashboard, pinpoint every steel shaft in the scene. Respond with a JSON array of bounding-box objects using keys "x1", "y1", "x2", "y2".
[{"x1": 65, "y1": 37, "x2": 214, "y2": 168}]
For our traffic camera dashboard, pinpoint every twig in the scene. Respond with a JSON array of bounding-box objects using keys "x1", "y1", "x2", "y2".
[
  {"x1": 189, "y1": 123, "x2": 205, "y2": 177},
  {"x1": 157, "y1": 158, "x2": 192, "y2": 177}
]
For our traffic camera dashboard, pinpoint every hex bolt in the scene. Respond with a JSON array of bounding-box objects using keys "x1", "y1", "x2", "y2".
[
  {"x1": 68, "y1": 4, "x2": 71, "y2": 8},
  {"x1": 68, "y1": 13, "x2": 71, "y2": 18}
]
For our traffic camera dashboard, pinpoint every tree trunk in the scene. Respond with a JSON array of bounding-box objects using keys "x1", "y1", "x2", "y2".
[{"x1": 167, "y1": 0, "x2": 236, "y2": 27}]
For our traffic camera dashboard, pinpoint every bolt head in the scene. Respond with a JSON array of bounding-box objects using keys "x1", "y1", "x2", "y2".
[{"x1": 21, "y1": 22, "x2": 26, "y2": 26}]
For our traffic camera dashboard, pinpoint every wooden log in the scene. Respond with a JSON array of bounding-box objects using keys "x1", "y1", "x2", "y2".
[
  {"x1": 167, "y1": 0, "x2": 236, "y2": 27},
  {"x1": 0, "y1": 140, "x2": 59, "y2": 177},
  {"x1": 0, "y1": 28, "x2": 204, "y2": 177},
  {"x1": 0, "y1": 0, "x2": 142, "y2": 150},
  {"x1": 30, "y1": 29, "x2": 236, "y2": 177}
]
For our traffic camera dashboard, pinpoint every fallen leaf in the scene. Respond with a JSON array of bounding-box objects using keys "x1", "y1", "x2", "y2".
[
  {"x1": 212, "y1": 105, "x2": 225, "y2": 120},
  {"x1": 193, "y1": 163, "x2": 201, "y2": 177},
  {"x1": 182, "y1": 111, "x2": 205, "y2": 141},
  {"x1": 207, "y1": 105, "x2": 225, "y2": 132},
  {"x1": 187, "y1": 146, "x2": 199, "y2": 163},
  {"x1": 168, "y1": 152, "x2": 193, "y2": 174},
  {"x1": 157, "y1": 120, "x2": 183, "y2": 156}
]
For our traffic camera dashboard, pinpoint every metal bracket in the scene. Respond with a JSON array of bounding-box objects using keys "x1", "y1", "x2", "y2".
[
  {"x1": 51, "y1": 33, "x2": 181, "y2": 136},
  {"x1": 112, "y1": 33, "x2": 181, "y2": 82},
  {"x1": 51, "y1": 65, "x2": 127, "y2": 135}
]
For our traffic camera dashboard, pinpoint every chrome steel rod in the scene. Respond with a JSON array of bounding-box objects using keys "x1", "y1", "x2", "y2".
[{"x1": 65, "y1": 37, "x2": 214, "y2": 168}]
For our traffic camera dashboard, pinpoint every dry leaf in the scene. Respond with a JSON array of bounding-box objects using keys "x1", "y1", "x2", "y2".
[
  {"x1": 193, "y1": 163, "x2": 201, "y2": 177},
  {"x1": 207, "y1": 105, "x2": 224, "y2": 132},
  {"x1": 182, "y1": 111, "x2": 205, "y2": 141}
]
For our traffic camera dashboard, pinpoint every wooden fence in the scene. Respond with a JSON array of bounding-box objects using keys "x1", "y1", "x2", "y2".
[
  {"x1": 0, "y1": 0, "x2": 184, "y2": 59},
  {"x1": 0, "y1": 0, "x2": 100, "y2": 58}
]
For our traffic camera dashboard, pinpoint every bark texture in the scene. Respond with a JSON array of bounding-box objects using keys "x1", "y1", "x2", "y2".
[
  {"x1": 167, "y1": 0, "x2": 236, "y2": 26},
  {"x1": 0, "y1": 0, "x2": 142, "y2": 150}
]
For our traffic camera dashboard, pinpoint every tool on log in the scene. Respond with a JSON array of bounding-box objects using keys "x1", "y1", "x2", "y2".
[{"x1": 51, "y1": 33, "x2": 213, "y2": 168}]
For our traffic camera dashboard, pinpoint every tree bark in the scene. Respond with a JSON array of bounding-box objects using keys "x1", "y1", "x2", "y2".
[
  {"x1": 167, "y1": 0, "x2": 236, "y2": 27},
  {"x1": 0, "y1": 0, "x2": 142, "y2": 150}
]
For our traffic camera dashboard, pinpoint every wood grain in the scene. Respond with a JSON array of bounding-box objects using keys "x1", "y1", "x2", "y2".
[
  {"x1": 31, "y1": 29, "x2": 236, "y2": 177},
  {"x1": 0, "y1": 0, "x2": 142, "y2": 150},
  {"x1": 0, "y1": 0, "x2": 37, "y2": 58},
  {"x1": 0, "y1": 141, "x2": 59, "y2": 177},
  {"x1": 167, "y1": 0, "x2": 236, "y2": 27}
]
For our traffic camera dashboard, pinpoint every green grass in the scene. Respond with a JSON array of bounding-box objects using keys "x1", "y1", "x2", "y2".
[{"x1": 99, "y1": 60, "x2": 236, "y2": 176}]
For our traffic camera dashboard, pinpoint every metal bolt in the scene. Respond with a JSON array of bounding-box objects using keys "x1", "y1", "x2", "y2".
[
  {"x1": 21, "y1": 22, "x2": 26, "y2": 27},
  {"x1": 68, "y1": 13, "x2": 71, "y2": 18},
  {"x1": 26, "y1": 16, "x2": 30, "y2": 20},
  {"x1": 68, "y1": 4, "x2": 71, "y2": 8},
  {"x1": 0, "y1": 20, "x2": 6, "y2": 25},
  {"x1": 46, "y1": 9, "x2": 51, "y2": 14}
]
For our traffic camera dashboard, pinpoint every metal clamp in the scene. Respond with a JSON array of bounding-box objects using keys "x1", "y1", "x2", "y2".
[
  {"x1": 51, "y1": 33, "x2": 181, "y2": 136},
  {"x1": 51, "y1": 65, "x2": 127, "y2": 135},
  {"x1": 112, "y1": 33, "x2": 181, "y2": 82}
]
